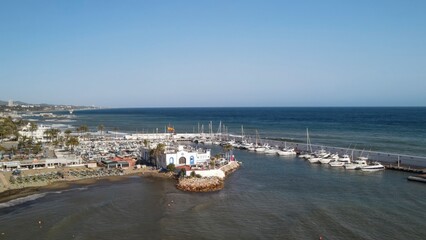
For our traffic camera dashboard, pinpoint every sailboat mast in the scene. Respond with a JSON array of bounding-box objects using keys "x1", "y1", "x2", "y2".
[{"x1": 241, "y1": 125, "x2": 244, "y2": 142}]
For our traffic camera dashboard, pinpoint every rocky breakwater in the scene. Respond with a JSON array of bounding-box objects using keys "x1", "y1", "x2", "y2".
[
  {"x1": 176, "y1": 176, "x2": 224, "y2": 192},
  {"x1": 176, "y1": 161, "x2": 241, "y2": 192}
]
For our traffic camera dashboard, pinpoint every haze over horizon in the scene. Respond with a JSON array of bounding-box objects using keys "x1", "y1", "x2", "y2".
[{"x1": 1, "y1": 0, "x2": 425, "y2": 108}]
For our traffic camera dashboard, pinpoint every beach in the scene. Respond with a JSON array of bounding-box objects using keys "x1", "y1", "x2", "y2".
[{"x1": 0, "y1": 167, "x2": 173, "y2": 204}]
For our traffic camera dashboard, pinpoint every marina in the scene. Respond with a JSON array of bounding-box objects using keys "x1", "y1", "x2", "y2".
[{"x1": 1, "y1": 107, "x2": 426, "y2": 240}]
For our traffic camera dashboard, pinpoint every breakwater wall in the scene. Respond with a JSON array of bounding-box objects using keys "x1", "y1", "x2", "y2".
[{"x1": 177, "y1": 161, "x2": 240, "y2": 192}]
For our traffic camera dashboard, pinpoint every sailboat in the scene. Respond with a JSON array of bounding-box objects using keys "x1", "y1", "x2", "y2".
[{"x1": 299, "y1": 128, "x2": 313, "y2": 159}]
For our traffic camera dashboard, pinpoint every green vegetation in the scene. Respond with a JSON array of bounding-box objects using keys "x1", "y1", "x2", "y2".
[
  {"x1": 17, "y1": 135, "x2": 42, "y2": 155},
  {"x1": 0, "y1": 116, "x2": 27, "y2": 141},
  {"x1": 178, "y1": 168, "x2": 186, "y2": 178},
  {"x1": 44, "y1": 128, "x2": 60, "y2": 143},
  {"x1": 97, "y1": 124, "x2": 104, "y2": 135},
  {"x1": 66, "y1": 136, "x2": 79, "y2": 152},
  {"x1": 166, "y1": 163, "x2": 176, "y2": 172},
  {"x1": 149, "y1": 143, "x2": 165, "y2": 167}
]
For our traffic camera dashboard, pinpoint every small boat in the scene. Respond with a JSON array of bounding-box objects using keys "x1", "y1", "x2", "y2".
[
  {"x1": 361, "y1": 162, "x2": 385, "y2": 172},
  {"x1": 329, "y1": 160, "x2": 345, "y2": 167},
  {"x1": 407, "y1": 175, "x2": 426, "y2": 183},
  {"x1": 277, "y1": 148, "x2": 297, "y2": 156},
  {"x1": 319, "y1": 153, "x2": 339, "y2": 164}
]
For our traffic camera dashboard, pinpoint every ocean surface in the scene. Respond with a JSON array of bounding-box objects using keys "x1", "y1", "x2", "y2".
[
  {"x1": 1, "y1": 107, "x2": 426, "y2": 239},
  {"x1": 71, "y1": 107, "x2": 426, "y2": 157}
]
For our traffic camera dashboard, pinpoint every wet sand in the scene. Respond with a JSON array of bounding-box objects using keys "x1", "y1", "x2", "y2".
[{"x1": 0, "y1": 168, "x2": 174, "y2": 204}]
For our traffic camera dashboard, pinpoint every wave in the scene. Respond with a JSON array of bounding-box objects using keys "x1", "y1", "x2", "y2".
[
  {"x1": 0, "y1": 193, "x2": 48, "y2": 209},
  {"x1": 0, "y1": 187, "x2": 89, "y2": 209}
]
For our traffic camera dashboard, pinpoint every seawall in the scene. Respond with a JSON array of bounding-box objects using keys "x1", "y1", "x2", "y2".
[{"x1": 176, "y1": 161, "x2": 240, "y2": 192}]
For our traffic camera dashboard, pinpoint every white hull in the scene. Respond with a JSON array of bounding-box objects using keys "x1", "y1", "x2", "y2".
[
  {"x1": 361, "y1": 166, "x2": 385, "y2": 172},
  {"x1": 345, "y1": 160, "x2": 368, "y2": 170},
  {"x1": 277, "y1": 150, "x2": 296, "y2": 156},
  {"x1": 361, "y1": 162, "x2": 385, "y2": 172},
  {"x1": 298, "y1": 154, "x2": 312, "y2": 159},
  {"x1": 319, "y1": 158, "x2": 332, "y2": 164},
  {"x1": 264, "y1": 149, "x2": 279, "y2": 155},
  {"x1": 329, "y1": 161, "x2": 345, "y2": 167},
  {"x1": 308, "y1": 157, "x2": 321, "y2": 163},
  {"x1": 255, "y1": 147, "x2": 266, "y2": 152}
]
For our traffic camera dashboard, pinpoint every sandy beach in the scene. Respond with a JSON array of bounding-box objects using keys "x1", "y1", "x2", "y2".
[{"x1": 0, "y1": 167, "x2": 174, "y2": 204}]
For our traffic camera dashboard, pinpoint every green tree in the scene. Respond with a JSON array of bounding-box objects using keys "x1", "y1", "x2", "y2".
[
  {"x1": 97, "y1": 124, "x2": 104, "y2": 135},
  {"x1": 150, "y1": 143, "x2": 165, "y2": 168},
  {"x1": 143, "y1": 139, "x2": 149, "y2": 148},
  {"x1": 66, "y1": 136, "x2": 79, "y2": 152},
  {"x1": 76, "y1": 125, "x2": 89, "y2": 140},
  {"x1": 64, "y1": 129, "x2": 72, "y2": 139},
  {"x1": 223, "y1": 143, "x2": 234, "y2": 160},
  {"x1": 29, "y1": 122, "x2": 38, "y2": 138},
  {"x1": 166, "y1": 163, "x2": 176, "y2": 172},
  {"x1": 44, "y1": 128, "x2": 60, "y2": 143},
  {"x1": 0, "y1": 117, "x2": 22, "y2": 141}
]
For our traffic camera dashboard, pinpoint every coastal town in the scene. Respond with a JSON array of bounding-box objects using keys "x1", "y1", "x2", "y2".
[
  {"x1": 2, "y1": 103, "x2": 426, "y2": 201},
  {"x1": 0, "y1": 104, "x2": 243, "y2": 199}
]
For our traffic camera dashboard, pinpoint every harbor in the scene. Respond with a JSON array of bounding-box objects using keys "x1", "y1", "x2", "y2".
[{"x1": 1, "y1": 107, "x2": 426, "y2": 240}]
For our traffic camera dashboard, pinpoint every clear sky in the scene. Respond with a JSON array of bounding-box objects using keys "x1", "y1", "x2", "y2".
[{"x1": 1, "y1": 0, "x2": 425, "y2": 107}]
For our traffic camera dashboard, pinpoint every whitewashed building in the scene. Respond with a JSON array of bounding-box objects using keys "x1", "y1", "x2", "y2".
[
  {"x1": 142, "y1": 145, "x2": 211, "y2": 169},
  {"x1": 19, "y1": 123, "x2": 52, "y2": 143}
]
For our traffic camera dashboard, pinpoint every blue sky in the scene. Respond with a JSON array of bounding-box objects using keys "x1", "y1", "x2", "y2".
[{"x1": 1, "y1": 0, "x2": 425, "y2": 107}]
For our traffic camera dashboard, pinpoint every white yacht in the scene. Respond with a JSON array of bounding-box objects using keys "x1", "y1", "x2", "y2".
[
  {"x1": 277, "y1": 148, "x2": 297, "y2": 156},
  {"x1": 329, "y1": 154, "x2": 350, "y2": 167},
  {"x1": 319, "y1": 153, "x2": 339, "y2": 164},
  {"x1": 361, "y1": 162, "x2": 385, "y2": 172},
  {"x1": 344, "y1": 159, "x2": 368, "y2": 170}
]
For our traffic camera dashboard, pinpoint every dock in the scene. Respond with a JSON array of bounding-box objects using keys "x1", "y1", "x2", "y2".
[{"x1": 384, "y1": 164, "x2": 425, "y2": 174}]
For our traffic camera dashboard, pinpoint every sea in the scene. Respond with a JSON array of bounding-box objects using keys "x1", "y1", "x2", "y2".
[{"x1": 1, "y1": 107, "x2": 425, "y2": 239}]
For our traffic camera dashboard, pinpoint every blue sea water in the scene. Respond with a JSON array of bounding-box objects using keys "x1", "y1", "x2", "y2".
[
  {"x1": 72, "y1": 107, "x2": 426, "y2": 156},
  {"x1": 1, "y1": 107, "x2": 425, "y2": 239}
]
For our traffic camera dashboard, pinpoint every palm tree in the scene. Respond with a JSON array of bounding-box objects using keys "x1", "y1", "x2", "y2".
[
  {"x1": 64, "y1": 129, "x2": 72, "y2": 139},
  {"x1": 97, "y1": 124, "x2": 104, "y2": 136},
  {"x1": 44, "y1": 129, "x2": 52, "y2": 142},
  {"x1": 223, "y1": 143, "x2": 234, "y2": 161},
  {"x1": 44, "y1": 128, "x2": 60, "y2": 143},
  {"x1": 150, "y1": 143, "x2": 165, "y2": 168},
  {"x1": 66, "y1": 136, "x2": 79, "y2": 152},
  {"x1": 29, "y1": 122, "x2": 38, "y2": 139},
  {"x1": 77, "y1": 125, "x2": 89, "y2": 140},
  {"x1": 143, "y1": 139, "x2": 149, "y2": 148}
]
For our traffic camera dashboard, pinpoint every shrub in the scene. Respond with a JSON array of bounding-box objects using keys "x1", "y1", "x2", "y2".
[
  {"x1": 9, "y1": 176, "x2": 16, "y2": 184},
  {"x1": 190, "y1": 170, "x2": 196, "y2": 178},
  {"x1": 166, "y1": 163, "x2": 176, "y2": 172},
  {"x1": 195, "y1": 174, "x2": 202, "y2": 178},
  {"x1": 179, "y1": 168, "x2": 186, "y2": 178}
]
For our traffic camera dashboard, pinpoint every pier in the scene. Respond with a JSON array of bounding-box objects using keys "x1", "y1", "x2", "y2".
[
  {"x1": 258, "y1": 139, "x2": 426, "y2": 168},
  {"x1": 119, "y1": 132, "x2": 426, "y2": 168}
]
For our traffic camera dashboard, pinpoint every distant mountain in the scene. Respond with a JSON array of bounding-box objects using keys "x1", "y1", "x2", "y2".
[{"x1": 0, "y1": 100, "x2": 6, "y2": 105}]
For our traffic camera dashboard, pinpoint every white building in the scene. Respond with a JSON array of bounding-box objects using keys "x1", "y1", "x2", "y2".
[
  {"x1": 8, "y1": 99, "x2": 14, "y2": 107},
  {"x1": 142, "y1": 145, "x2": 211, "y2": 169},
  {"x1": 19, "y1": 123, "x2": 52, "y2": 142}
]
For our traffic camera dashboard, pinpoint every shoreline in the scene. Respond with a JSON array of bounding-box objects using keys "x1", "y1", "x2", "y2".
[
  {"x1": 0, "y1": 161, "x2": 241, "y2": 203},
  {"x1": 0, "y1": 168, "x2": 173, "y2": 204}
]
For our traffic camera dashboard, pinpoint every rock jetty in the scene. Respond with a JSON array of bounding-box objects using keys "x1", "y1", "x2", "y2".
[
  {"x1": 176, "y1": 161, "x2": 240, "y2": 192},
  {"x1": 176, "y1": 177, "x2": 224, "y2": 192}
]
